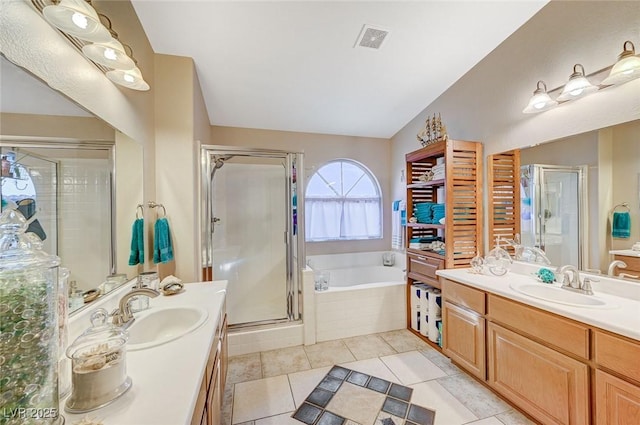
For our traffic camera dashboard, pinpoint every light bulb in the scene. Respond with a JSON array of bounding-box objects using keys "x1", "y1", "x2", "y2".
[
  {"x1": 569, "y1": 88, "x2": 583, "y2": 96},
  {"x1": 534, "y1": 102, "x2": 545, "y2": 110},
  {"x1": 123, "y1": 73, "x2": 135, "y2": 83},
  {"x1": 103, "y1": 48, "x2": 117, "y2": 61},
  {"x1": 71, "y1": 12, "x2": 88, "y2": 29}
]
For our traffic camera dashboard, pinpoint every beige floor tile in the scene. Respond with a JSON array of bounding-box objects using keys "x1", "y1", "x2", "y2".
[
  {"x1": 232, "y1": 375, "x2": 295, "y2": 424},
  {"x1": 288, "y1": 366, "x2": 332, "y2": 408},
  {"x1": 380, "y1": 351, "x2": 447, "y2": 385},
  {"x1": 419, "y1": 349, "x2": 461, "y2": 375},
  {"x1": 304, "y1": 339, "x2": 356, "y2": 368},
  {"x1": 261, "y1": 345, "x2": 311, "y2": 377},
  {"x1": 326, "y1": 382, "x2": 385, "y2": 425},
  {"x1": 228, "y1": 352, "x2": 262, "y2": 383},
  {"x1": 342, "y1": 334, "x2": 396, "y2": 360},
  {"x1": 437, "y1": 373, "x2": 511, "y2": 418},
  {"x1": 222, "y1": 382, "x2": 234, "y2": 425},
  {"x1": 254, "y1": 412, "x2": 302, "y2": 424},
  {"x1": 466, "y1": 417, "x2": 505, "y2": 425},
  {"x1": 495, "y1": 410, "x2": 538, "y2": 425},
  {"x1": 410, "y1": 380, "x2": 478, "y2": 425},
  {"x1": 378, "y1": 329, "x2": 432, "y2": 352},
  {"x1": 339, "y1": 357, "x2": 401, "y2": 383}
]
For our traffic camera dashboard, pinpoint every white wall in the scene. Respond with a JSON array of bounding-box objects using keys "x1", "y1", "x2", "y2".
[{"x1": 391, "y1": 1, "x2": 640, "y2": 254}]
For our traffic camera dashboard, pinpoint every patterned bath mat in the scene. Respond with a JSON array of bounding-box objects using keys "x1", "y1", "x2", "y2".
[{"x1": 292, "y1": 365, "x2": 435, "y2": 425}]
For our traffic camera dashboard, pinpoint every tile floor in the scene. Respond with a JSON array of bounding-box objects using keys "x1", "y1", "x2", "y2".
[{"x1": 223, "y1": 330, "x2": 537, "y2": 425}]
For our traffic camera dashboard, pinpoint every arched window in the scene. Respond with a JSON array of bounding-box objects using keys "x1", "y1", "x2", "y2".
[{"x1": 305, "y1": 159, "x2": 382, "y2": 241}]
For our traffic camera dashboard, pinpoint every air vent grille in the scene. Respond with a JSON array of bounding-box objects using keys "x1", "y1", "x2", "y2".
[{"x1": 355, "y1": 25, "x2": 389, "y2": 50}]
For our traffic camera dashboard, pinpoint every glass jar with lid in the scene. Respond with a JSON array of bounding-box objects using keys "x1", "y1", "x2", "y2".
[
  {"x1": 65, "y1": 308, "x2": 132, "y2": 413},
  {"x1": 0, "y1": 207, "x2": 62, "y2": 424}
]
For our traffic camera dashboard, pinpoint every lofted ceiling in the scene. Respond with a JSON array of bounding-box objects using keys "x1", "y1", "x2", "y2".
[{"x1": 131, "y1": 1, "x2": 549, "y2": 139}]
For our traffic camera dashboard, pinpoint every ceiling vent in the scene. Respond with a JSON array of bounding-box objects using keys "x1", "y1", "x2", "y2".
[{"x1": 354, "y1": 24, "x2": 389, "y2": 50}]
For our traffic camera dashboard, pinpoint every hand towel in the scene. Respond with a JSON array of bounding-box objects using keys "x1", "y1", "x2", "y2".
[
  {"x1": 128, "y1": 218, "x2": 144, "y2": 265},
  {"x1": 391, "y1": 200, "x2": 406, "y2": 250},
  {"x1": 153, "y1": 217, "x2": 174, "y2": 264},
  {"x1": 612, "y1": 211, "x2": 631, "y2": 238}
]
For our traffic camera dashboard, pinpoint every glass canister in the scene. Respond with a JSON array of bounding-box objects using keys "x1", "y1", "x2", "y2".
[
  {"x1": 65, "y1": 308, "x2": 131, "y2": 413},
  {"x1": 0, "y1": 208, "x2": 62, "y2": 425}
]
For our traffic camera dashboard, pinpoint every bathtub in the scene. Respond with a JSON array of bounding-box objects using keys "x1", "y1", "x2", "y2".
[{"x1": 305, "y1": 252, "x2": 407, "y2": 342}]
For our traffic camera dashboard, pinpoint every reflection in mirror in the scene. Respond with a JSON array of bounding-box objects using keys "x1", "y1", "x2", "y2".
[
  {"x1": 1, "y1": 55, "x2": 144, "y2": 314},
  {"x1": 490, "y1": 119, "x2": 640, "y2": 281}
]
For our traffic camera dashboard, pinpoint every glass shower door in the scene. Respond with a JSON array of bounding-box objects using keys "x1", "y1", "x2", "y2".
[
  {"x1": 520, "y1": 164, "x2": 585, "y2": 268},
  {"x1": 210, "y1": 156, "x2": 290, "y2": 326}
]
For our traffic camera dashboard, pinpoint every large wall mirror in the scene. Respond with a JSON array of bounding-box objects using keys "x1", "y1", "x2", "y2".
[
  {"x1": 0, "y1": 55, "x2": 144, "y2": 313},
  {"x1": 489, "y1": 119, "x2": 639, "y2": 280}
]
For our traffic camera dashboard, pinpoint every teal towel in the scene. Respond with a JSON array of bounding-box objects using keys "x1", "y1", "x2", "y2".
[
  {"x1": 128, "y1": 218, "x2": 144, "y2": 265},
  {"x1": 612, "y1": 212, "x2": 631, "y2": 238},
  {"x1": 153, "y1": 217, "x2": 174, "y2": 264}
]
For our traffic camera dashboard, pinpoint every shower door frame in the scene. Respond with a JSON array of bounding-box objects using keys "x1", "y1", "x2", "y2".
[
  {"x1": 200, "y1": 145, "x2": 304, "y2": 329},
  {"x1": 524, "y1": 164, "x2": 588, "y2": 269}
]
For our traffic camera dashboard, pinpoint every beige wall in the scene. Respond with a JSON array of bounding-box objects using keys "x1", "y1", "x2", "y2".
[
  {"x1": 610, "y1": 120, "x2": 640, "y2": 250},
  {"x1": 391, "y1": 1, "x2": 640, "y2": 254},
  {"x1": 210, "y1": 126, "x2": 392, "y2": 255}
]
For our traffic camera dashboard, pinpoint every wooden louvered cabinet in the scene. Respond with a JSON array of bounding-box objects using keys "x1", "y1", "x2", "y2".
[{"x1": 405, "y1": 140, "x2": 483, "y2": 347}]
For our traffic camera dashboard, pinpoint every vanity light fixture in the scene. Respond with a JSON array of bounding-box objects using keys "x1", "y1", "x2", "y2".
[
  {"x1": 42, "y1": 0, "x2": 110, "y2": 42},
  {"x1": 601, "y1": 41, "x2": 640, "y2": 86},
  {"x1": 82, "y1": 37, "x2": 135, "y2": 70},
  {"x1": 38, "y1": 0, "x2": 149, "y2": 91},
  {"x1": 556, "y1": 64, "x2": 598, "y2": 102},
  {"x1": 522, "y1": 80, "x2": 557, "y2": 114},
  {"x1": 106, "y1": 66, "x2": 150, "y2": 91}
]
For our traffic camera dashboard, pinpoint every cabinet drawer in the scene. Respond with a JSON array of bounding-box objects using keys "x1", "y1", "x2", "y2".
[
  {"x1": 442, "y1": 279, "x2": 485, "y2": 314},
  {"x1": 613, "y1": 255, "x2": 640, "y2": 276},
  {"x1": 594, "y1": 330, "x2": 640, "y2": 383},
  {"x1": 408, "y1": 252, "x2": 443, "y2": 283},
  {"x1": 488, "y1": 294, "x2": 589, "y2": 359}
]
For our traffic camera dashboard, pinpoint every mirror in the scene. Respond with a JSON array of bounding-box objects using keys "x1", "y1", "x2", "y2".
[
  {"x1": 0, "y1": 55, "x2": 144, "y2": 313},
  {"x1": 490, "y1": 119, "x2": 640, "y2": 280}
]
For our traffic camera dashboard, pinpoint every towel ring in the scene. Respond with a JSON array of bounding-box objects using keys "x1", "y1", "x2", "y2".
[
  {"x1": 148, "y1": 201, "x2": 166, "y2": 218},
  {"x1": 613, "y1": 202, "x2": 630, "y2": 213},
  {"x1": 136, "y1": 204, "x2": 144, "y2": 219}
]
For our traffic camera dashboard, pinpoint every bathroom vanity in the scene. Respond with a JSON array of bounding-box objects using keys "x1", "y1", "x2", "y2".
[
  {"x1": 63, "y1": 281, "x2": 228, "y2": 425},
  {"x1": 437, "y1": 267, "x2": 640, "y2": 425}
]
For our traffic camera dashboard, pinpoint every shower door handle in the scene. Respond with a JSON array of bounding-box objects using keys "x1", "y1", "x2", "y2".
[{"x1": 212, "y1": 217, "x2": 221, "y2": 224}]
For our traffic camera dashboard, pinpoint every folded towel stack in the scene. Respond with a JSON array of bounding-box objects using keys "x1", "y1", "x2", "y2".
[
  {"x1": 432, "y1": 204, "x2": 446, "y2": 224},
  {"x1": 409, "y1": 237, "x2": 443, "y2": 250},
  {"x1": 414, "y1": 202, "x2": 435, "y2": 223},
  {"x1": 432, "y1": 163, "x2": 445, "y2": 180}
]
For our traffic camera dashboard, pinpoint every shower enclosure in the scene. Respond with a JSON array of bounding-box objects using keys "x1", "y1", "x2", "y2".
[
  {"x1": 520, "y1": 164, "x2": 587, "y2": 268},
  {"x1": 201, "y1": 146, "x2": 304, "y2": 329}
]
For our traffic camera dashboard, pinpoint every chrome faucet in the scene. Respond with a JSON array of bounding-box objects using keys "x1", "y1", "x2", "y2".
[
  {"x1": 555, "y1": 265, "x2": 597, "y2": 295},
  {"x1": 111, "y1": 287, "x2": 160, "y2": 328},
  {"x1": 607, "y1": 260, "x2": 627, "y2": 276}
]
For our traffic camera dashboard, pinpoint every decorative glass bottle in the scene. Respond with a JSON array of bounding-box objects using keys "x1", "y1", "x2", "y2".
[{"x1": 0, "y1": 208, "x2": 62, "y2": 425}]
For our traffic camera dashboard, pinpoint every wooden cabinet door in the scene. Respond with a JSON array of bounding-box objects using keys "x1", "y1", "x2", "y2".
[
  {"x1": 595, "y1": 369, "x2": 640, "y2": 425},
  {"x1": 443, "y1": 301, "x2": 485, "y2": 379},
  {"x1": 487, "y1": 322, "x2": 589, "y2": 425},
  {"x1": 207, "y1": 358, "x2": 222, "y2": 425}
]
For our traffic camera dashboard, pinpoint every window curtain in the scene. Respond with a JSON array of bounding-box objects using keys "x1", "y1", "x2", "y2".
[{"x1": 306, "y1": 198, "x2": 381, "y2": 240}]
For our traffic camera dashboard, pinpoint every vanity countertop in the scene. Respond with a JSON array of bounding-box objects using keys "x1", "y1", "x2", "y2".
[
  {"x1": 62, "y1": 280, "x2": 228, "y2": 425},
  {"x1": 436, "y1": 268, "x2": 640, "y2": 342},
  {"x1": 609, "y1": 249, "x2": 640, "y2": 257}
]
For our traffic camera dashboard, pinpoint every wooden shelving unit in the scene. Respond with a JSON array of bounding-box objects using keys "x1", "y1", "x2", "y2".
[{"x1": 405, "y1": 139, "x2": 483, "y2": 350}]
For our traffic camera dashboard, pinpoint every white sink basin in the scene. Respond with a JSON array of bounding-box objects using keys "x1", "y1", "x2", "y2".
[
  {"x1": 509, "y1": 282, "x2": 616, "y2": 309},
  {"x1": 127, "y1": 306, "x2": 208, "y2": 351}
]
